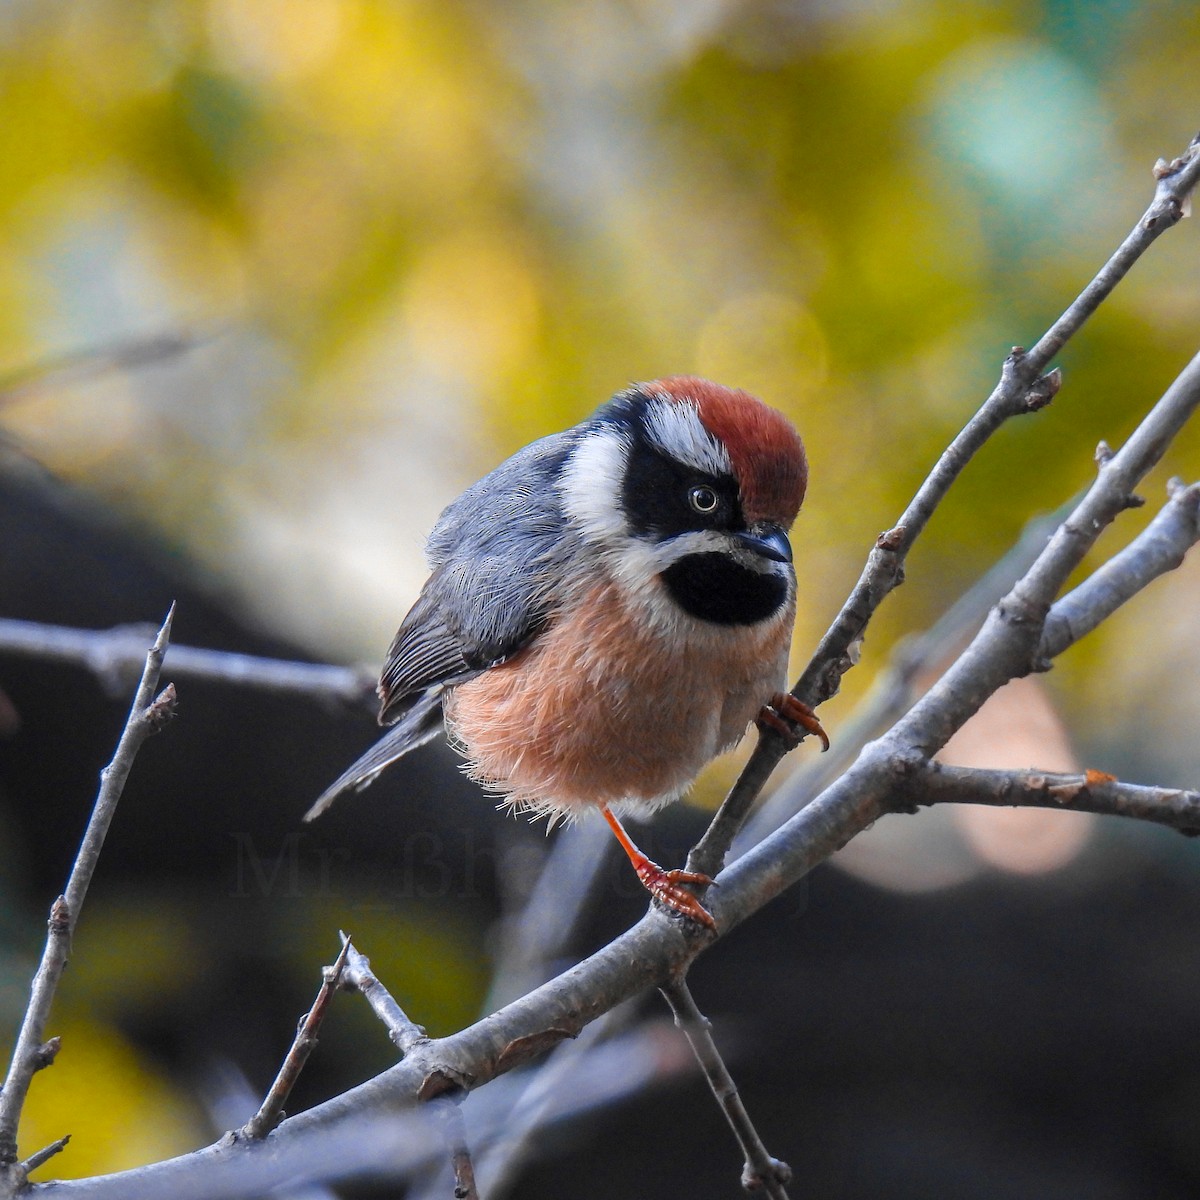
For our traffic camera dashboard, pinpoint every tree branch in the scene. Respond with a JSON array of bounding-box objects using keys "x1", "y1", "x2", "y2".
[
  {"x1": 0, "y1": 329, "x2": 223, "y2": 407},
  {"x1": 1039, "y1": 478, "x2": 1200, "y2": 661},
  {"x1": 13, "y1": 134, "x2": 1200, "y2": 1200},
  {"x1": 0, "y1": 618, "x2": 374, "y2": 708},
  {"x1": 659, "y1": 980, "x2": 791, "y2": 1199},
  {"x1": 686, "y1": 131, "x2": 1200, "y2": 883},
  {"x1": 240, "y1": 940, "x2": 352, "y2": 1140},
  {"x1": 913, "y1": 763, "x2": 1200, "y2": 835},
  {"x1": 741, "y1": 498, "x2": 1080, "y2": 851},
  {"x1": 339, "y1": 935, "x2": 430, "y2": 1056},
  {"x1": 0, "y1": 607, "x2": 176, "y2": 1186}
]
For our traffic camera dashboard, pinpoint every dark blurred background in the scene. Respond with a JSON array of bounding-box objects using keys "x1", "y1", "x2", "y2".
[{"x1": 1, "y1": 0, "x2": 1199, "y2": 1194}]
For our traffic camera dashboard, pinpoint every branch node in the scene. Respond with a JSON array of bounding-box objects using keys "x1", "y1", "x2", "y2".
[
  {"x1": 1094, "y1": 439, "x2": 1114, "y2": 466},
  {"x1": 144, "y1": 683, "x2": 178, "y2": 731},
  {"x1": 1023, "y1": 367, "x2": 1062, "y2": 412},
  {"x1": 742, "y1": 1156, "x2": 793, "y2": 1192},
  {"x1": 33, "y1": 1038, "x2": 61, "y2": 1071},
  {"x1": 995, "y1": 593, "x2": 1048, "y2": 630},
  {"x1": 48, "y1": 896, "x2": 71, "y2": 936},
  {"x1": 1121, "y1": 492, "x2": 1146, "y2": 510},
  {"x1": 875, "y1": 525, "x2": 906, "y2": 552}
]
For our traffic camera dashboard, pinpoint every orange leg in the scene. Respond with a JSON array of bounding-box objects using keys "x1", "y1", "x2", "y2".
[
  {"x1": 757, "y1": 692, "x2": 830, "y2": 752},
  {"x1": 601, "y1": 805, "x2": 716, "y2": 931}
]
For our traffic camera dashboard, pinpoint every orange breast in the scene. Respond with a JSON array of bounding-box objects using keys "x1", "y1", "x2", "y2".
[{"x1": 443, "y1": 575, "x2": 793, "y2": 817}]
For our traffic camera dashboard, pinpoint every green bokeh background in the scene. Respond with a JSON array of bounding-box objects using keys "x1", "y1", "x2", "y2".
[{"x1": 1, "y1": 0, "x2": 1199, "y2": 1183}]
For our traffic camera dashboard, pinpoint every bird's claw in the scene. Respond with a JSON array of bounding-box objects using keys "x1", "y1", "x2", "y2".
[
  {"x1": 757, "y1": 692, "x2": 830, "y2": 752},
  {"x1": 635, "y1": 860, "x2": 717, "y2": 931}
]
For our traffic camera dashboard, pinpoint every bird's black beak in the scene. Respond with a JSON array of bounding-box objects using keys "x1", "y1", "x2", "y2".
[{"x1": 735, "y1": 523, "x2": 792, "y2": 564}]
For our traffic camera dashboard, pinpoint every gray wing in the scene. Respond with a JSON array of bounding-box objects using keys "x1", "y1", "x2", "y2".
[
  {"x1": 303, "y1": 691, "x2": 444, "y2": 821},
  {"x1": 377, "y1": 428, "x2": 583, "y2": 720},
  {"x1": 307, "y1": 428, "x2": 585, "y2": 819}
]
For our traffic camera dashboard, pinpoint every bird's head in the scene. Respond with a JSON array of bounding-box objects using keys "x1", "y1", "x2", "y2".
[{"x1": 558, "y1": 376, "x2": 807, "y2": 627}]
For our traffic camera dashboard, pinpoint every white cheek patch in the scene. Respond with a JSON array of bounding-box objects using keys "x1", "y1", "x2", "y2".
[
  {"x1": 558, "y1": 426, "x2": 630, "y2": 544},
  {"x1": 643, "y1": 398, "x2": 732, "y2": 478}
]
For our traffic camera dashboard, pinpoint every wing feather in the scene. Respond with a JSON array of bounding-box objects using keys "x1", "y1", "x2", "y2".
[{"x1": 308, "y1": 427, "x2": 586, "y2": 818}]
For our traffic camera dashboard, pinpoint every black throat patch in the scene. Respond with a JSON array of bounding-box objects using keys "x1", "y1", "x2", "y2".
[{"x1": 661, "y1": 553, "x2": 787, "y2": 626}]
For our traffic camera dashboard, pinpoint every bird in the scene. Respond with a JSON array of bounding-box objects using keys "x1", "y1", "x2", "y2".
[{"x1": 306, "y1": 376, "x2": 827, "y2": 929}]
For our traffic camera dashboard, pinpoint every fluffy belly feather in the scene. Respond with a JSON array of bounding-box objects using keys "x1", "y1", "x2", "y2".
[{"x1": 442, "y1": 576, "x2": 792, "y2": 817}]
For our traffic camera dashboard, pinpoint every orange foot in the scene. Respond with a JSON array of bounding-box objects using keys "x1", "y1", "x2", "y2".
[
  {"x1": 633, "y1": 858, "x2": 717, "y2": 931},
  {"x1": 757, "y1": 692, "x2": 830, "y2": 752},
  {"x1": 601, "y1": 805, "x2": 717, "y2": 931}
]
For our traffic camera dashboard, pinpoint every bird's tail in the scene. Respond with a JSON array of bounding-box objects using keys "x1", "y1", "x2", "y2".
[{"x1": 304, "y1": 690, "x2": 444, "y2": 821}]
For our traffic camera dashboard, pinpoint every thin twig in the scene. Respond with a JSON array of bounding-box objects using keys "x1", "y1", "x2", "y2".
[
  {"x1": 337, "y1": 937, "x2": 477, "y2": 1195},
  {"x1": 18, "y1": 1137, "x2": 70, "y2": 1179},
  {"x1": 741, "y1": 498, "x2": 1078, "y2": 851},
  {"x1": 338, "y1": 934, "x2": 429, "y2": 1056},
  {"x1": 659, "y1": 980, "x2": 791, "y2": 1199},
  {"x1": 0, "y1": 606, "x2": 176, "y2": 1184},
  {"x1": 0, "y1": 328, "x2": 224, "y2": 406},
  {"x1": 0, "y1": 618, "x2": 375, "y2": 709},
  {"x1": 430, "y1": 1098, "x2": 479, "y2": 1200},
  {"x1": 902, "y1": 352, "x2": 1200, "y2": 760},
  {"x1": 15, "y1": 137, "x2": 1200, "y2": 1200},
  {"x1": 241, "y1": 939, "x2": 352, "y2": 1140},
  {"x1": 913, "y1": 764, "x2": 1200, "y2": 834},
  {"x1": 686, "y1": 131, "x2": 1200, "y2": 885},
  {"x1": 1039, "y1": 478, "x2": 1200, "y2": 660}
]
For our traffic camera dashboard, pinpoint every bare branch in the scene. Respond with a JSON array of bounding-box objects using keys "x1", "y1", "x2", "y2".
[
  {"x1": 339, "y1": 934, "x2": 429, "y2": 1056},
  {"x1": 14, "y1": 136, "x2": 1200, "y2": 1200},
  {"x1": 660, "y1": 981, "x2": 791, "y2": 1199},
  {"x1": 902, "y1": 351, "x2": 1200, "y2": 760},
  {"x1": 0, "y1": 328, "x2": 224, "y2": 406},
  {"x1": 741, "y1": 499, "x2": 1079, "y2": 850},
  {"x1": 686, "y1": 131, "x2": 1200, "y2": 884},
  {"x1": 1039, "y1": 478, "x2": 1200, "y2": 661},
  {"x1": 0, "y1": 618, "x2": 375, "y2": 708},
  {"x1": 913, "y1": 763, "x2": 1200, "y2": 836},
  {"x1": 18, "y1": 1137, "x2": 70, "y2": 1180},
  {"x1": 0, "y1": 607, "x2": 176, "y2": 1184},
  {"x1": 430, "y1": 1098, "x2": 478, "y2": 1200},
  {"x1": 241, "y1": 940, "x2": 352, "y2": 1140}
]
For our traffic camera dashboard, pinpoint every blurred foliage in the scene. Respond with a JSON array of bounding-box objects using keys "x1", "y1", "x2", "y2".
[{"x1": 2, "y1": 0, "x2": 1200, "y2": 1180}]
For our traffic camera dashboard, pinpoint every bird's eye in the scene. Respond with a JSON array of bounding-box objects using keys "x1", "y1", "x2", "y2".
[{"x1": 688, "y1": 485, "x2": 719, "y2": 514}]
